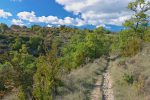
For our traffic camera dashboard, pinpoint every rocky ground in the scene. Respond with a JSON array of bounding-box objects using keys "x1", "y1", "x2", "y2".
[
  {"x1": 102, "y1": 63, "x2": 114, "y2": 100},
  {"x1": 91, "y1": 58, "x2": 115, "y2": 100}
]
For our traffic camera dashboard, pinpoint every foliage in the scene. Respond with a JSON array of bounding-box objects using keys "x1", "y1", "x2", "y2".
[
  {"x1": 0, "y1": 1, "x2": 149, "y2": 97},
  {"x1": 0, "y1": 81, "x2": 5, "y2": 91},
  {"x1": 120, "y1": 35, "x2": 142, "y2": 56},
  {"x1": 10, "y1": 25, "x2": 21, "y2": 30},
  {"x1": 61, "y1": 27, "x2": 112, "y2": 71},
  {"x1": 30, "y1": 25, "x2": 41, "y2": 32},
  {"x1": 124, "y1": 0, "x2": 150, "y2": 39},
  {"x1": 144, "y1": 28, "x2": 150, "y2": 42},
  {"x1": 18, "y1": 89, "x2": 26, "y2": 100},
  {"x1": 113, "y1": 0, "x2": 150, "y2": 57},
  {"x1": 116, "y1": 29, "x2": 142, "y2": 57},
  {"x1": 123, "y1": 73, "x2": 134, "y2": 84},
  {"x1": 0, "y1": 23, "x2": 8, "y2": 33},
  {"x1": 0, "y1": 62, "x2": 14, "y2": 83},
  {"x1": 10, "y1": 44, "x2": 36, "y2": 99},
  {"x1": 33, "y1": 43, "x2": 61, "y2": 100},
  {"x1": 28, "y1": 36, "x2": 43, "y2": 56},
  {"x1": 33, "y1": 56, "x2": 53, "y2": 100},
  {"x1": 12, "y1": 37, "x2": 22, "y2": 51}
]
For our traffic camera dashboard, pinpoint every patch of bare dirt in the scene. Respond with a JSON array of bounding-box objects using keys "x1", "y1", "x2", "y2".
[{"x1": 102, "y1": 68, "x2": 114, "y2": 100}]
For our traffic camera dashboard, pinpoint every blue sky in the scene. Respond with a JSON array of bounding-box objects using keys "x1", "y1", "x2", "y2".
[
  {"x1": 0, "y1": 0, "x2": 74, "y2": 24},
  {"x1": 0, "y1": 0, "x2": 139, "y2": 31}
]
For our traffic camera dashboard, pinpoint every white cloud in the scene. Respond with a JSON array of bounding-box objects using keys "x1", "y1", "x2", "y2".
[
  {"x1": 17, "y1": 11, "x2": 85, "y2": 26},
  {"x1": 12, "y1": 19, "x2": 24, "y2": 26},
  {"x1": 55, "y1": 0, "x2": 150, "y2": 26},
  {"x1": 38, "y1": 16, "x2": 59, "y2": 24},
  {"x1": 0, "y1": 9, "x2": 12, "y2": 18},
  {"x1": 56, "y1": 0, "x2": 100, "y2": 14},
  {"x1": 17, "y1": 11, "x2": 38, "y2": 22},
  {"x1": 15, "y1": 0, "x2": 150, "y2": 27}
]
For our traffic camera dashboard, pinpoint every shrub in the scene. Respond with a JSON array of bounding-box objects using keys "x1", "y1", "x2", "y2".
[
  {"x1": 0, "y1": 81, "x2": 5, "y2": 91},
  {"x1": 18, "y1": 89, "x2": 26, "y2": 100},
  {"x1": 121, "y1": 37, "x2": 142, "y2": 57},
  {"x1": 144, "y1": 29, "x2": 150, "y2": 42},
  {"x1": 123, "y1": 73, "x2": 134, "y2": 84}
]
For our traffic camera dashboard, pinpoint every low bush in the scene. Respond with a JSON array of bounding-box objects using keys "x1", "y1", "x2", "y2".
[
  {"x1": 121, "y1": 37, "x2": 142, "y2": 57},
  {"x1": 0, "y1": 81, "x2": 5, "y2": 91},
  {"x1": 144, "y1": 29, "x2": 150, "y2": 42},
  {"x1": 123, "y1": 73, "x2": 134, "y2": 84}
]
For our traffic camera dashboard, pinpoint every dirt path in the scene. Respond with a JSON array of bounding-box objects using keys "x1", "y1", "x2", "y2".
[
  {"x1": 102, "y1": 65, "x2": 114, "y2": 100},
  {"x1": 91, "y1": 59, "x2": 114, "y2": 100}
]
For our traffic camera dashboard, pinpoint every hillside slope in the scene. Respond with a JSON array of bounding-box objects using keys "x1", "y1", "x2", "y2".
[{"x1": 110, "y1": 42, "x2": 150, "y2": 100}]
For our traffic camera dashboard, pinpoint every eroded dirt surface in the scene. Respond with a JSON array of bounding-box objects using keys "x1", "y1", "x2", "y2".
[
  {"x1": 91, "y1": 59, "x2": 114, "y2": 100},
  {"x1": 102, "y1": 67, "x2": 114, "y2": 100}
]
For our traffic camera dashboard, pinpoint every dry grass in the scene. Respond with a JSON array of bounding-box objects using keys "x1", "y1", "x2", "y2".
[
  {"x1": 55, "y1": 58, "x2": 107, "y2": 100},
  {"x1": 110, "y1": 42, "x2": 150, "y2": 100}
]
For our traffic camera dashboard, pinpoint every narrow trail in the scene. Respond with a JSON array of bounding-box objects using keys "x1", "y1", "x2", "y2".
[
  {"x1": 91, "y1": 57, "x2": 115, "y2": 100},
  {"x1": 102, "y1": 61, "x2": 114, "y2": 100}
]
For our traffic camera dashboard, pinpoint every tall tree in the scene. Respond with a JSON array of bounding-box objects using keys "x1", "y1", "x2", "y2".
[{"x1": 124, "y1": 0, "x2": 150, "y2": 38}]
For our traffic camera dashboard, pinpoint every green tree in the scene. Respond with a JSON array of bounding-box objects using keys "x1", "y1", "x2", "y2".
[
  {"x1": 12, "y1": 37, "x2": 22, "y2": 51},
  {"x1": 30, "y1": 25, "x2": 41, "y2": 32},
  {"x1": 94, "y1": 27, "x2": 105, "y2": 34},
  {"x1": 10, "y1": 44, "x2": 36, "y2": 99},
  {"x1": 28, "y1": 36, "x2": 43, "y2": 56},
  {"x1": 0, "y1": 62, "x2": 13, "y2": 91},
  {"x1": 116, "y1": 0, "x2": 150, "y2": 56},
  {"x1": 124, "y1": 0, "x2": 150, "y2": 38},
  {"x1": 10, "y1": 25, "x2": 21, "y2": 30},
  {"x1": 61, "y1": 29, "x2": 111, "y2": 70},
  {"x1": 144, "y1": 27, "x2": 150, "y2": 42},
  {"x1": 0, "y1": 23, "x2": 8, "y2": 33},
  {"x1": 33, "y1": 43, "x2": 61, "y2": 100}
]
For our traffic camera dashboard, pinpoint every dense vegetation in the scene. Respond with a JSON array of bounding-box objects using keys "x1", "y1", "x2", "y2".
[
  {"x1": 0, "y1": 23, "x2": 113, "y2": 99},
  {"x1": 0, "y1": 0, "x2": 149, "y2": 100}
]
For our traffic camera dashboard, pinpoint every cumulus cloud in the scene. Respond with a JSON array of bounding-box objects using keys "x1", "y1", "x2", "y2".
[
  {"x1": 17, "y1": 11, "x2": 85, "y2": 26},
  {"x1": 0, "y1": 9, "x2": 12, "y2": 18},
  {"x1": 17, "y1": 11, "x2": 38, "y2": 22},
  {"x1": 12, "y1": 19, "x2": 24, "y2": 26},
  {"x1": 13, "y1": 0, "x2": 150, "y2": 27},
  {"x1": 56, "y1": 0, "x2": 100, "y2": 14},
  {"x1": 55, "y1": 0, "x2": 150, "y2": 27}
]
